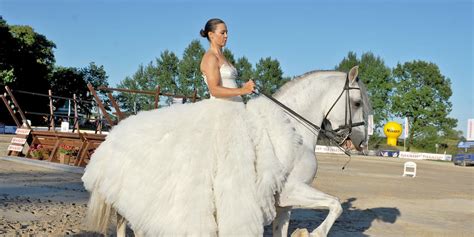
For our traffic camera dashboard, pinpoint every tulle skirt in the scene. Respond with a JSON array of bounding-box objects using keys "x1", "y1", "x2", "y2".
[{"x1": 82, "y1": 98, "x2": 295, "y2": 236}]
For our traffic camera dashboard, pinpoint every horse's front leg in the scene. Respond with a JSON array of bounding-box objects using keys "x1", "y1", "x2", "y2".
[
  {"x1": 272, "y1": 206, "x2": 292, "y2": 237},
  {"x1": 278, "y1": 183, "x2": 342, "y2": 237}
]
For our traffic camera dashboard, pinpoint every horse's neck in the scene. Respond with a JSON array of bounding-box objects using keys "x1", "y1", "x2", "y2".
[{"x1": 272, "y1": 78, "x2": 330, "y2": 149}]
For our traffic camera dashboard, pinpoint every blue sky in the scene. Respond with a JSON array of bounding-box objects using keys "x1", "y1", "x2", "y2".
[{"x1": 1, "y1": 0, "x2": 473, "y2": 136}]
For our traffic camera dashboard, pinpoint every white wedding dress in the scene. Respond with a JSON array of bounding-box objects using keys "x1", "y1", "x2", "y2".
[{"x1": 82, "y1": 63, "x2": 296, "y2": 236}]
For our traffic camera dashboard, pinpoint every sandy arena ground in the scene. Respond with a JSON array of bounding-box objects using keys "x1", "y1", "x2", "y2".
[{"x1": 0, "y1": 152, "x2": 473, "y2": 237}]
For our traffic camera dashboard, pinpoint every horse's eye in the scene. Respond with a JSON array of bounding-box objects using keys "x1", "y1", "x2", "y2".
[{"x1": 354, "y1": 101, "x2": 361, "y2": 107}]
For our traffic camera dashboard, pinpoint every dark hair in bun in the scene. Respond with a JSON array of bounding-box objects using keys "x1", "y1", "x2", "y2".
[{"x1": 200, "y1": 18, "x2": 225, "y2": 41}]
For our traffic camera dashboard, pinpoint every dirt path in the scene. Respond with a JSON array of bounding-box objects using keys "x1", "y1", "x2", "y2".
[
  {"x1": 0, "y1": 159, "x2": 89, "y2": 236},
  {"x1": 307, "y1": 154, "x2": 474, "y2": 237},
  {"x1": 0, "y1": 154, "x2": 473, "y2": 236}
]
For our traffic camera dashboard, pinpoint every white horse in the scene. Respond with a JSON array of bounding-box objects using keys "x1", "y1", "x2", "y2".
[{"x1": 83, "y1": 66, "x2": 369, "y2": 237}]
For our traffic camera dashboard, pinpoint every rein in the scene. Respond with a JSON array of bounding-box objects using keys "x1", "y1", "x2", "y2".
[{"x1": 252, "y1": 74, "x2": 366, "y2": 160}]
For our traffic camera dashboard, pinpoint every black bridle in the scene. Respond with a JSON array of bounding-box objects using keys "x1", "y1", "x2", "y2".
[
  {"x1": 253, "y1": 74, "x2": 366, "y2": 157},
  {"x1": 321, "y1": 75, "x2": 366, "y2": 145}
]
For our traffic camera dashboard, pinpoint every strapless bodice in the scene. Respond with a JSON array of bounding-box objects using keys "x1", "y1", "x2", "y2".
[{"x1": 203, "y1": 64, "x2": 242, "y2": 102}]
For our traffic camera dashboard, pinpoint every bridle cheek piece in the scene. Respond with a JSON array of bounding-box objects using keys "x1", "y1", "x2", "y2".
[{"x1": 322, "y1": 75, "x2": 365, "y2": 145}]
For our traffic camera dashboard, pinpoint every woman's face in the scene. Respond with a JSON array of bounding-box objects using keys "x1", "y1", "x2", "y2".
[{"x1": 209, "y1": 23, "x2": 228, "y2": 47}]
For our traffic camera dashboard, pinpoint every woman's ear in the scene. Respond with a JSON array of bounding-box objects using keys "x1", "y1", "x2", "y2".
[{"x1": 208, "y1": 31, "x2": 214, "y2": 41}]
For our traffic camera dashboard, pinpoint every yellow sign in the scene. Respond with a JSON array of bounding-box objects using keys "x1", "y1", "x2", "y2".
[{"x1": 384, "y1": 121, "x2": 402, "y2": 146}]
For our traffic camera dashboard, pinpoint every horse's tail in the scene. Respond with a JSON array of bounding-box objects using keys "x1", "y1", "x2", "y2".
[{"x1": 84, "y1": 189, "x2": 112, "y2": 234}]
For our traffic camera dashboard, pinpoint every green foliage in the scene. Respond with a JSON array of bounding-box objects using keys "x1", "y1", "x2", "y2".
[
  {"x1": 116, "y1": 50, "x2": 181, "y2": 111},
  {"x1": 223, "y1": 48, "x2": 236, "y2": 65},
  {"x1": 82, "y1": 62, "x2": 108, "y2": 89},
  {"x1": 0, "y1": 17, "x2": 56, "y2": 125},
  {"x1": 49, "y1": 62, "x2": 109, "y2": 115},
  {"x1": 0, "y1": 17, "x2": 111, "y2": 126},
  {"x1": 254, "y1": 57, "x2": 287, "y2": 95},
  {"x1": 235, "y1": 56, "x2": 254, "y2": 86},
  {"x1": 335, "y1": 51, "x2": 358, "y2": 72},
  {"x1": 411, "y1": 126, "x2": 441, "y2": 152},
  {"x1": 117, "y1": 76, "x2": 141, "y2": 114},
  {"x1": 9, "y1": 25, "x2": 56, "y2": 68},
  {"x1": 391, "y1": 60, "x2": 457, "y2": 151},
  {"x1": 152, "y1": 50, "x2": 180, "y2": 105},
  {"x1": 0, "y1": 68, "x2": 15, "y2": 84},
  {"x1": 335, "y1": 51, "x2": 393, "y2": 129},
  {"x1": 0, "y1": 18, "x2": 16, "y2": 85},
  {"x1": 178, "y1": 40, "x2": 206, "y2": 99},
  {"x1": 234, "y1": 56, "x2": 254, "y2": 102},
  {"x1": 154, "y1": 50, "x2": 180, "y2": 94},
  {"x1": 50, "y1": 66, "x2": 86, "y2": 100},
  {"x1": 116, "y1": 65, "x2": 156, "y2": 113}
]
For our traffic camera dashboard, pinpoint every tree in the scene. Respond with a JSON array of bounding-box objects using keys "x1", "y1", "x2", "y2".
[
  {"x1": 82, "y1": 62, "x2": 108, "y2": 89},
  {"x1": 117, "y1": 50, "x2": 180, "y2": 111},
  {"x1": 50, "y1": 66, "x2": 87, "y2": 105},
  {"x1": 153, "y1": 50, "x2": 180, "y2": 105},
  {"x1": 235, "y1": 56, "x2": 253, "y2": 87},
  {"x1": 116, "y1": 64, "x2": 156, "y2": 113},
  {"x1": 391, "y1": 60, "x2": 457, "y2": 151},
  {"x1": 0, "y1": 68, "x2": 14, "y2": 84},
  {"x1": 234, "y1": 56, "x2": 254, "y2": 102},
  {"x1": 335, "y1": 51, "x2": 393, "y2": 130},
  {"x1": 0, "y1": 17, "x2": 17, "y2": 85},
  {"x1": 253, "y1": 57, "x2": 287, "y2": 95},
  {"x1": 49, "y1": 63, "x2": 109, "y2": 115},
  {"x1": 223, "y1": 48, "x2": 236, "y2": 65},
  {"x1": 117, "y1": 42, "x2": 289, "y2": 110},
  {"x1": 0, "y1": 17, "x2": 56, "y2": 125},
  {"x1": 335, "y1": 51, "x2": 358, "y2": 72},
  {"x1": 178, "y1": 40, "x2": 206, "y2": 99},
  {"x1": 116, "y1": 76, "x2": 140, "y2": 114}
]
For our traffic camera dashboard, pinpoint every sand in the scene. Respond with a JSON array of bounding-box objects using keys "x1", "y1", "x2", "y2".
[{"x1": 0, "y1": 153, "x2": 473, "y2": 237}]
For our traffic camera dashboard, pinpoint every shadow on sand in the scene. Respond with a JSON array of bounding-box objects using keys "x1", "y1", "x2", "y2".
[
  {"x1": 264, "y1": 197, "x2": 400, "y2": 237},
  {"x1": 68, "y1": 197, "x2": 400, "y2": 237}
]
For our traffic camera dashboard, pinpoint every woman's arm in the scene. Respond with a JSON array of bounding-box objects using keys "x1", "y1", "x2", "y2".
[{"x1": 201, "y1": 54, "x2": 254, "y2": 98}]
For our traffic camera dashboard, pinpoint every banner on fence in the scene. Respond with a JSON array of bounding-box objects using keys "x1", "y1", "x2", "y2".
[
  {"x1": 399, "y1": 151, "x2": 452, "y2": 161},
  {"x1": 315, "y1": 145, "x2": 345, "y2": 154},
  {"x1": 367, "y1": 114, "x2": 374, "y2": 136},
  {"x1": 467, "y1": 119, "x2": 474, "y2": 141},
  {"x1": 404, "y1": 117, "x2": 409, "y2": 139}
]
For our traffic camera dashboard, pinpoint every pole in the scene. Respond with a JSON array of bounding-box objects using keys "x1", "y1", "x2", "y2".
[
  {"x1": 404, "y1": 137, "x2": 406, "y2": 151},
  {"x1": 0, "y1": 95, "x2": 21, "y2": 127},
  {"x1": 48, "y1": 89, "x2": 54, "y2": 130},
  {"x1": 5, "y1": 86, "x2": 31, "y2": 129}
]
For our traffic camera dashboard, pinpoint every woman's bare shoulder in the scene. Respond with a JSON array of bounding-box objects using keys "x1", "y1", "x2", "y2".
[{"x1": 201, "y1": 52, "x2": 219, "y2": 71}]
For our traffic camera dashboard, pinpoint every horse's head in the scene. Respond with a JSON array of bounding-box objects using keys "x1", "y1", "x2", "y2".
[{"x1": 322, "y1": 66, "x2": 371, "y2": 151}]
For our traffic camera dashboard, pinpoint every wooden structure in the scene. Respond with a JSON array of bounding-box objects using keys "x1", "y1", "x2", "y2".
[
  {"x1": 87, "y1": 83, "x2": 199, "y2": 124},
  {"x1": 2, "y1": 84, "x2": 200, "y2": 167},
  {"x1": 1, "y1": 85, "x2": 96, "y2": 166},
  {"x1": 26, "y1": 130, "x2": 106, "y2": 166},
  {"x1": 75, "y1": 133, "x2": 106, "y2": 166}
]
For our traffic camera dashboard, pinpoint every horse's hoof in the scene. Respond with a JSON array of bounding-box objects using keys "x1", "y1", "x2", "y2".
[
  {"x1": 291, "y1": 228, "x2": 310, "y2": 237},
  {"x1": 309, "y1": 228, "x2": 326, "y2": 237}
]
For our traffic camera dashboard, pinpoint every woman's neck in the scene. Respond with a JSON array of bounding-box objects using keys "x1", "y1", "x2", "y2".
[{"x1": 209, "y1": 44, "x2": 223, "y2": 56}]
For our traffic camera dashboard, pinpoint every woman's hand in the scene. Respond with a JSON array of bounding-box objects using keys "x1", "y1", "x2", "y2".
[{"x1": 241, "y1": 80, "x2": 255, "y2": 95}]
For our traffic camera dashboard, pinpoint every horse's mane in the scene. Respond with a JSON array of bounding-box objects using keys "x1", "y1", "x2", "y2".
[
  {"x1": 273, "y1": 70, "x2": 345, "y2": 97},
  {"x1": 273, "y1": 69, "x2": 373, "y2": 119}
]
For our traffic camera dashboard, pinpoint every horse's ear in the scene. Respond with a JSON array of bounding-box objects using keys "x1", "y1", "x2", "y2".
[{"x1": 348, "y1": 66, "x2": 359, "y2": 85}]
